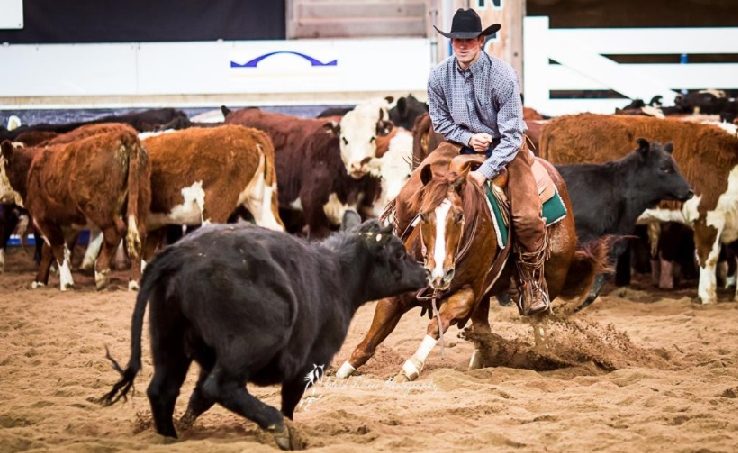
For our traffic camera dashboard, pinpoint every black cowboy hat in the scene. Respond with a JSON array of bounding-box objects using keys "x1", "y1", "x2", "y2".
[{"x1": 434, "y1": 8, "x2": 501, "y2": 39}]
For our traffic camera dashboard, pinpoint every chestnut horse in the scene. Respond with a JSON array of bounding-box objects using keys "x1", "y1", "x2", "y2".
[{"x1": 336, "y1": 143, "x2": 609, "y2": 381}]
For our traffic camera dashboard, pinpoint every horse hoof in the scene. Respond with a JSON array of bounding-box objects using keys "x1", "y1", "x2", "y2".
[
  {"x1": 335, "y1": 361, "x2": 355, "y2": 379},
  {"x1": 400, "y1": 358, "x2": 422, "y2": 381}
]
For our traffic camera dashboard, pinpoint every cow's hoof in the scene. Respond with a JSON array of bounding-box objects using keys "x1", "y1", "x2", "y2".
[
  {"x1": 335, "y1": 361, "x2": 355, "y2": 379},
  {"x1": 270, "y1": 419, "x2": 304, "y2": 451},
  {"x1": 30, "y1": 281, "x2": 45, "y2": 289},
  {"x1": 177, "y1": 411, "x2": 197, "y2": 432},
  {"x1": 60, "y1": 283, "x2": 75, "y2": 292},
  {"x1": 128, "y1": 280, "x2": 140, "y2": 291},
  {"x1": 94, "y1": 269, "x2": 110, "y2": 290},
  {"x1": 80, "y1": 258, "x2": 95, "y2": 271}
]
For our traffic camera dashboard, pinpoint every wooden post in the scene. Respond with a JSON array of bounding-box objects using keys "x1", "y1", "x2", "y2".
[{"x1": 474, "y1": 0, "x2": 526, "y2": 83}]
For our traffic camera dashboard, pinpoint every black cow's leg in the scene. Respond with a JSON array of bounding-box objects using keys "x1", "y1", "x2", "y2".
[
  {"x1": 615, "y1": 245, "x2": 631, "y2": 286},
  {"x1": 147, "y1": 310, "x2": 190, "y2": 438},
  {"x1": 281, "y1": 376, "x2": 307, "y2": 420},
  {"x1": 179, "y1": 366, "x2": 215, "y2": 430},
  {"x1": 202, "y1": 366, "x2": 290, "y2": 448},
  {"x1": 576, "y1": 274, "x2": 606, "y2": 311}
]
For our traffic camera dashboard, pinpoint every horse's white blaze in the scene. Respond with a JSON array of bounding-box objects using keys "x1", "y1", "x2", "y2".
[
  {"x1": 431, "y1": 199, "x2": 451, "y2": 281},
  {"x1": 148, "y1": 180, "x2": 205, "y2": 225}
]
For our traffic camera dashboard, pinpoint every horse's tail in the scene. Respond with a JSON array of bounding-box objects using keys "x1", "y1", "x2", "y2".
[{"x1": 558, "y1": 235, "x2": 616, "y2": 298}]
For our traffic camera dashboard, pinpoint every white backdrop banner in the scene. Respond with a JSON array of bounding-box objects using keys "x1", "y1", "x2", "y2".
[{"x1": 0, "y1": 39, "x2": 432, "y2": 99}]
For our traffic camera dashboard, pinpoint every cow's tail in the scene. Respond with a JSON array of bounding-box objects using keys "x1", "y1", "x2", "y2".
[
  {"x1": 124, "y1": 135, "x2": 148, "y2": 260},
  {"x1": 558, "y1": 236, "x2": 616, "y2": 299},
  {"x1": 96, "y1": 266, "x2": 155, "y2": 405}
]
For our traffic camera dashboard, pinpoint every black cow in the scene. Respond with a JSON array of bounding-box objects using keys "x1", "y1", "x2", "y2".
[
  {"x1": 388, "y1": 94, "x2": 428, "y2": 131},
  {"x1": 0, "y1": 204, "x2": 21, "y2": 272},
  {"x1": 98, "y1": 216, "x2": 427, "y2": 449},
  {"x1": 316, "y1": 106, "x2": 354, "y2": 118},
  {"x1": 0, "y1": 108, "x2": 191, "y2": 142},
  {"x1": 556, "y1": 138, "x2": 693, "y2": 308}
]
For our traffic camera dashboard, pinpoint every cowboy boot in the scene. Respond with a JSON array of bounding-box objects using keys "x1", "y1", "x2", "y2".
[{"x1": 515, "y1": 241, "x2": 550, "y2": 316}]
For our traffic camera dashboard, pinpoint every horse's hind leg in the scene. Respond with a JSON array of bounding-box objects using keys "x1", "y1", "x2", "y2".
[
  {"x1": 337, "y1": 294, "x2": 416, "y2": 379},
  {"x1": 400, "y1": 287, "x2": 475, "y2": 380}
]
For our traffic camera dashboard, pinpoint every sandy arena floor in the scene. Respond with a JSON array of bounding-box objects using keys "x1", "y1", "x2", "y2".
[{"x1": 1, "y1": 246, "x2": 737, "y2": 452}]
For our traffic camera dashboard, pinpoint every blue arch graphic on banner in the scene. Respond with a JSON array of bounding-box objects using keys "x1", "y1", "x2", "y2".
[{"x1": 230, "y1": 51, "x2": 338, "y2": 68}]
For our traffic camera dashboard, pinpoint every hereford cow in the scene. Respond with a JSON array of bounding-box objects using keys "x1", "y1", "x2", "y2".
[
  {"x1": 99, "y1": 217, "x2": 428, "y2": 449},
  {"x1": 139, "y1": 125, "x2": 283, "y2": 256},
  {"x1": 0, "y1": 124, "x2": 150, "y2": 290},
  {"x1": 337, "y1": 97, "x2": 394, "y2": 178},
  {"x1": 540, "y1": 114, "x2": 738, "y2": 304},
  {"x1": 223, "y1": 107, "x2": 382, "y2": 238},
  {"x1": 556, "y1": 139, "x2": 693, "y2": 306}
]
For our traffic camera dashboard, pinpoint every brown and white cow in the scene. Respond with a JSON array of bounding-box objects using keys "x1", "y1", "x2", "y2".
[
  {"x1": 338, "y1": 97, "x2": 394, "y2": 178},
  {"x1": 0, "y1": 124, "x2": 150, "y2": 290},
  {"x1": 222, "y1": 107, "x2": 382, "y2": 238},
  {"x1": 540, "y1": 114, "x2": 738, "y2": 304},
  {"x1": 140, "y1": 125, "x2": 283, "y2": 256}
]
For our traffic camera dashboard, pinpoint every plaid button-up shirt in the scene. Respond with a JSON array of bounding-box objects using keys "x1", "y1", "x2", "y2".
[{"x1": 428, "y1": 52, "x2": 525, "y2": 179}]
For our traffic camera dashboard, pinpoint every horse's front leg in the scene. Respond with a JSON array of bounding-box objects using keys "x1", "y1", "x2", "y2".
[
  {"x1": 467, "y1": 293, "x2": 491, "y2": 370},
  {"x1": 337, "y1": 294, "x2": 417, "y2": 379},
  {"x1": 399, "y1": 287, "x2": 475, "y2": 381}
]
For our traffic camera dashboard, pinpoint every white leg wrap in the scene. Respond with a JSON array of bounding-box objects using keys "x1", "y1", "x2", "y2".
[
  {"x1": 401, "y1": 335, "x2": 437, "y2": 380},
  {"x1": 336, "y1": 361, "x2": 356, "y2": 379}
]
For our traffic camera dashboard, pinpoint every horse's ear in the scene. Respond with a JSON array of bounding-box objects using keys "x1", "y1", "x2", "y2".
[
  {"x1": 220, "y1": 105, "x2": 231, "y2": 117},
  {"x1": 448, "y1": 155, "x2": 484, "y2": 179},
  {"x1": 420, "y1": 164, "x2": 432, "y2": 186}
]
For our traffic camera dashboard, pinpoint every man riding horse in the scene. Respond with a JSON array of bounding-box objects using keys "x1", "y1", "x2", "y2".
[{"x1": 428, "y1": 8, "x2": 548, "y2": 315}]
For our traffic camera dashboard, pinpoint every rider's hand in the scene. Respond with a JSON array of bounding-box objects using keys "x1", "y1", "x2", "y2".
[
  {"x1": 469, "y1": 170, "x2": 487, "y2": 187},
  {"x1": 468, "y1": 133, "x2": 493, "y2": 153}
]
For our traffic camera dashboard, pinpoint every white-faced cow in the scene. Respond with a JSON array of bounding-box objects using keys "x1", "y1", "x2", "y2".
[
  {"x1": 222, "y1": 107, "x2": 382, "y2": 238},
  {"x1": 0, "y1": 124, "x2": 150, "y2": 290},
  {"x1": 98, "y1": 217, "x2": 428, "y2": 449},
  {"x1": 338, "y1": 97, "x2": 394, "y2": 178}
]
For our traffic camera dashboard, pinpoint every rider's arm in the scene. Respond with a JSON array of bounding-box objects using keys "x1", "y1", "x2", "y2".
[
  {"x1": 476, "y1": 73, "x2": 525, "y2": 180},
  {"x1": 428, "y1": 72, "x2": 474, "y2": 147}
]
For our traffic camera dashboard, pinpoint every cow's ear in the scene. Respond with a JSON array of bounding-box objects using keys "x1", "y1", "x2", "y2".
[
  {"x1": 220, "y1": 105, "x2": 231, "y2": 117},
  {"x1": 384, "y1": 95, "x2": 394, "y2": 105},
  {"x1": 340, "y1": 210, "x2": 362, "y2": 232},
  {"x1": 1, "y1": 140, "x2": 13, "y2": 161},
  {"x1": 376, "y1": 120, "x2": 393, "y2": 136},
  {"x1": 636, "y1": 138, "x2": 650, "y2": 157},
  {"x1": 396, "y1": 97, "x2": 407, "y2": 114},
  {"x1": 664, "y1": 142, "x2": 674, "y2": 154},
  {"x1": 323, "y1": 121, "x2": 340, "y2": 135},
  {"x1": 420, "y1": 164, "x2": 433, "y2": 186}
]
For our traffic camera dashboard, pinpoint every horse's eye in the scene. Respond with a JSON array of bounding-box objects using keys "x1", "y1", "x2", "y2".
[{"x1": 454, "y1": 212, "x2": 464, "y2": 223}]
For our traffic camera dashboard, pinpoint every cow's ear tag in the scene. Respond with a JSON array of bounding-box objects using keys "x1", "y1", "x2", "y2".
[{"x1": 375, "y1": 234, "x2": 382, "y2": 242}]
